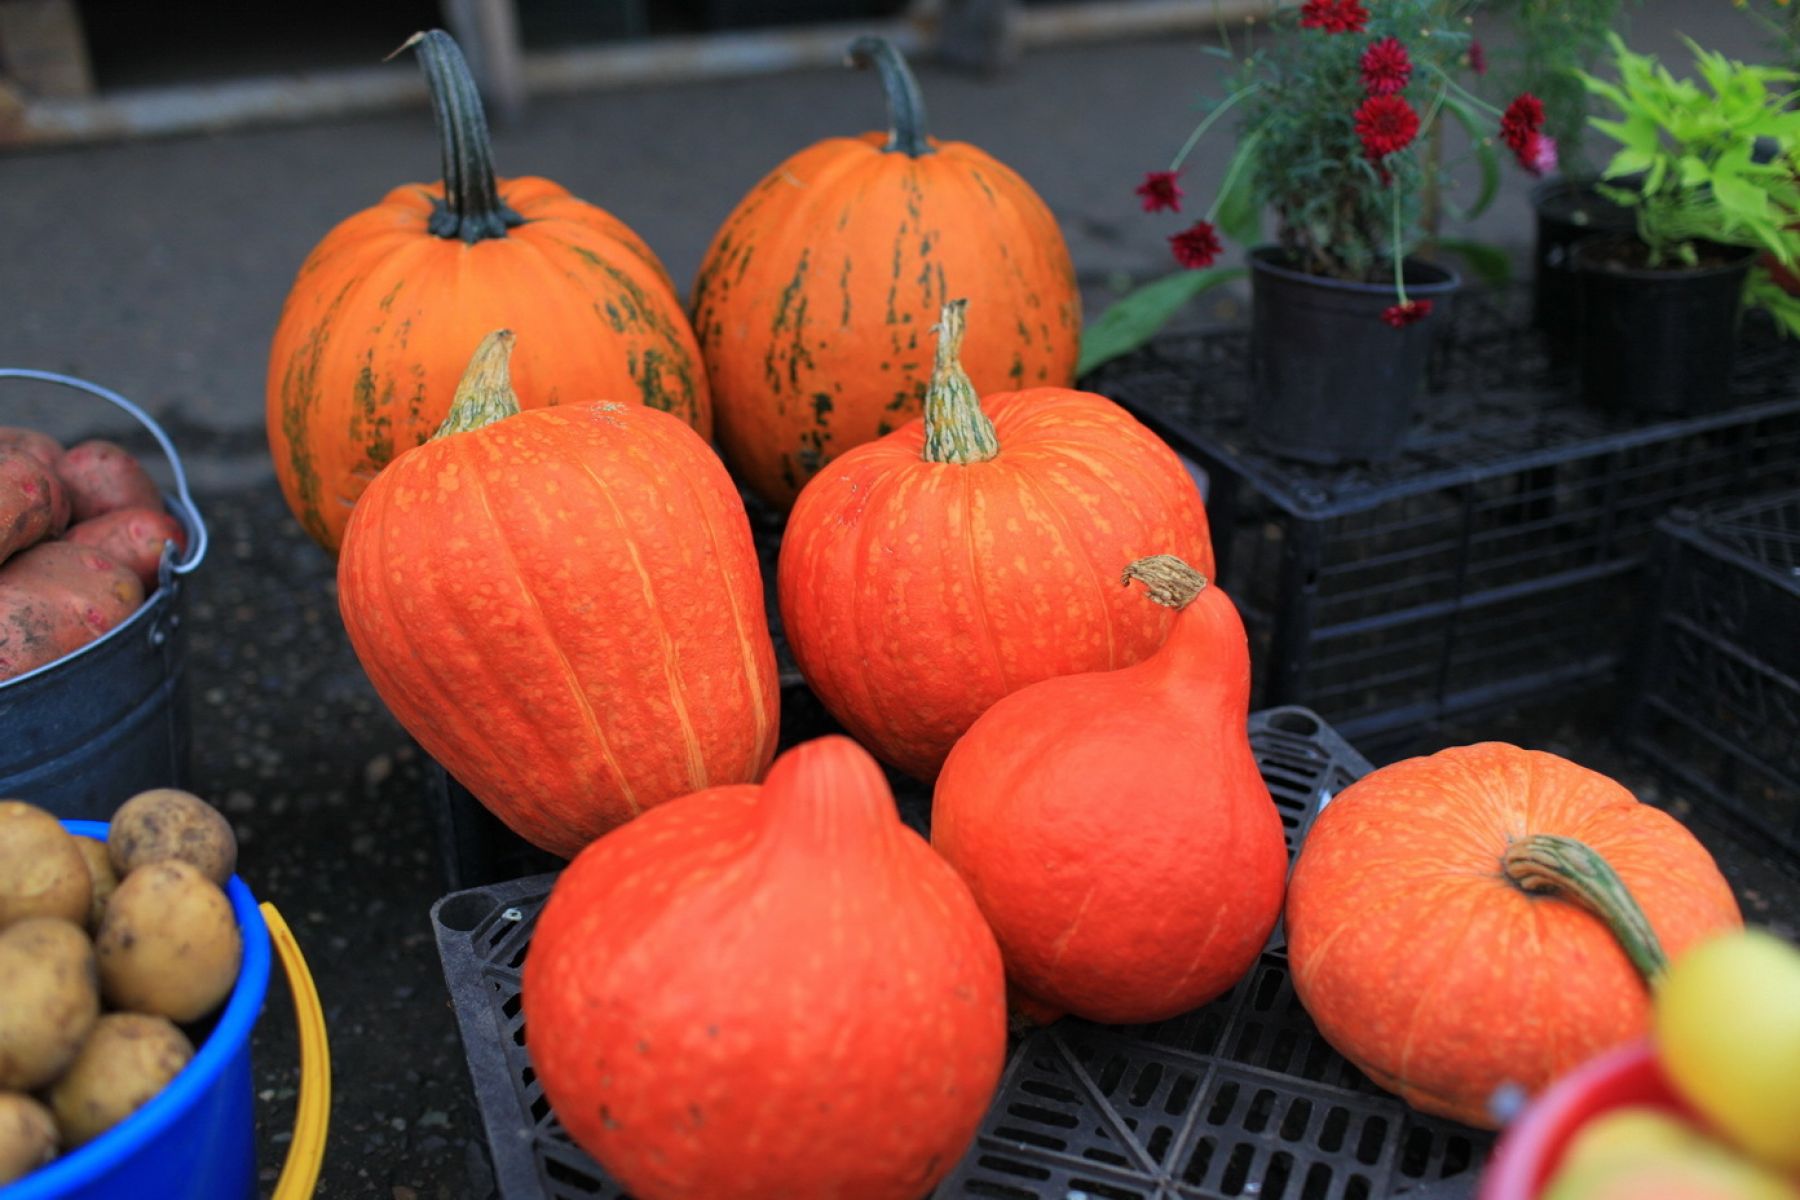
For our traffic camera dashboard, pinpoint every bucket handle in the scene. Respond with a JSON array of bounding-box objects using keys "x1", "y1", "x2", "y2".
[
  {"x1": 263, "y1": 902, "x2": 331, "y2": 1200},
  {"x1": 0, "y1": 368, "x2": 210, "y2": 577}
]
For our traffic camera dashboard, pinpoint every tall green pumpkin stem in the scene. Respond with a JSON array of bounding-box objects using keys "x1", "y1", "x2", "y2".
[
  {"x1": 922, "y1": 300, "x2": 999, "y2": 465},
  {"x1": 1503, "y1": 833, "x2": 1671, "y2": 986},
  {"x1": 1122, "y1": 556, "x2": 1209, "y2": 610},
  {"x1": 846, "y1": 36, "x2": 935, "y2": 158},
  {"x1": 397, "y1": 30, "x2": 523, "y2": 243},
  {"x1": 435, "y1": 330, "x2": 521, "y2": 437}
]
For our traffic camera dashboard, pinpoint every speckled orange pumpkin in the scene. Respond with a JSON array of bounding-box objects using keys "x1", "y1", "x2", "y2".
[
  {"x1": 267, "y1": 31, "x2": 708, "y2": 553},
  {"x1": 1286, "y1": 743, "x2": 1743, "y2": 1128},
  {"x1": 690, "y1": 36, "x2": 1080, "y2": 509},
  {"x1": 336, "y1": 332, "x2": 776, "y2": 858},
  {"x1": 777, "y1": 300, "x2": 1214, "y2": 781}
]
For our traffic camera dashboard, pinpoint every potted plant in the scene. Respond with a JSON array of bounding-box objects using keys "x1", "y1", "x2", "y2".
[
  {"x1": 1485, "y1": 0, "x2": 1641, "y2": 348},
  {"x1": 1086, "y1": 0, "x2": 1545, "y2": 464},
  {"x1": 1572, "y1": 34, "x2": 1800, "y2": 415}
]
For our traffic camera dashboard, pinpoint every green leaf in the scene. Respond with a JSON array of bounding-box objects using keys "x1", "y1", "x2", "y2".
[
  {"x1": 1077, "y1": 267, "x2": 1246, "y2": 377},
  {"x1": 1441, "y1": 95, "x2": 1500, "y2": 221},
  {"x1": 1434, "y1": 238, "x2": 1513, "y2": 288},
  {"x1": 1213, "y1": 135, "x2": 1265, "y2": 246}
]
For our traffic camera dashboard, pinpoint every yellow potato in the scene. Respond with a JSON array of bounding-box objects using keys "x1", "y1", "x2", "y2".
[
  {"x1": 95, "y1": 860, "x2": 241, "y2": 1023},
  {"x1": 106, "y1": 789, "x2": 237, "y2": 887},
  {"x1": 0, "y1": 918, "x2": 100, "y2": 1091},
  {"x1": 0, "y1": 1092, "x2": 58, "y2": 1185},
  {"x1": 72, "y1": 837, "x2": 117, "y2": 931},
  {"x1": 0, "y1": 801, "x2": 89, "y2": 930},
  {"x1": 47, "y1": 1013, "x2": 192, "y2": 1148}
]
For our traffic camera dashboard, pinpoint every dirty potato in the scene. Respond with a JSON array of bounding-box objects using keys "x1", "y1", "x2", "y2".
[
  {"x1": 47, "y1": 1013, "x2": 192, "y2": 1148},
  {"x1": 72, "y1": 837, "x2": 117, "y2": 931},
  {"x1": 0, "y1": 802, "x2": 89, "y2": 930},
  {"x1": 95, "y1": 861, "x2": 241, "y2": 1023},
  {"x1": 106, "y1": 789, "x2": 237, "y2": 886},
  {"x1": 0, "y1": 917, "x2": 100, "y2": 1091},
  {"x1": 0, "y1": 1092, "x2": 58, "y2": 1185}
]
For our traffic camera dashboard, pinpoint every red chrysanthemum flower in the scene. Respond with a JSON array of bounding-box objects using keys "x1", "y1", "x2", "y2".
[
  {"x1": 1360, "y1": 37, "x2": 1412, "y2": 96},
  {"x1": 1382, "y1": 299, "x2": 1433, "y2": 328},
  {"x1": 1300, "y1": 0, "x2": 1368, "y2": 33},
  {"x1": 1499, "y1": 93, "x2": 1546, "y2": 154},
  {"x1": 1468, "y1": 39, "x2": 1487, "y2": 76},
  {"x1": 1355, "y1": 94, "x2": 1421, "y2": 160},
  {"x1": 1170, "y1": 220, "x2": 1223, "y2": 269},
  {"x1": 1136, "y1": 170, "x2": 1184, "y2": 214}
]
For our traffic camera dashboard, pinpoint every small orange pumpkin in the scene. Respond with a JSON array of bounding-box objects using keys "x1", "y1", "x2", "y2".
[
  {"x1": 522, "y1": 735, "x2": 1007, "y2": 1200},
  {"x1": 336, "y1": 332, "x2": 777, "y2": 858},
  {"x1": 777, "y1": 300, "x2": 1214, "y2": 782},
  {"x1": 691, "y1": 36, "x2": 1080, "y2": 509},
  {"x1": 1285, "y1": 743, "x2": 1743, "y2": 1128},
  {"x1": 267, "y1": 30, "x2": 708, "y2": 552}
]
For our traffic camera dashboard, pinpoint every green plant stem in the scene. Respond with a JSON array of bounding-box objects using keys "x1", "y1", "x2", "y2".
[
  {"x1": 1171, "y1": 83, "x2": 1262, "y2": 172},
  {"x1": 1502, "y1": 834, "x2": 1670, "y2": 986},
  {"x1": 1391, "y1": 183, "x2": 1410, "y2": 305},
  {"x1": 1422, "y1": 60, "x2": 1504, "y2": 120},
  {"x1": 1205, "y1": 128, "x2": 1263, "y2": 224}
]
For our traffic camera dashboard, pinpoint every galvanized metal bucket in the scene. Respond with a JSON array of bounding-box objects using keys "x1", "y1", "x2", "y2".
[{"x1": 0, "y1": 369, "x2": 210, "y2": 818}]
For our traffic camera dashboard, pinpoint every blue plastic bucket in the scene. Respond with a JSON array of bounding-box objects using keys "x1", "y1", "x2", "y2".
[
  {"x1": 2, "y1": 820, "x2": 271, "y2": 1200},
  {"x1": 0, "y1": 370, "x2": 210, "y2": 819}
]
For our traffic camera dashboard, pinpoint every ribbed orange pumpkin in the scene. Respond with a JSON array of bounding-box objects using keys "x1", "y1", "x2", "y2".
[
  {"x1": 522, "y1": 735, "x2": 1008, "y2": 1200},
  {"x1": 1286, "y1": 743, "x2": 1743, "y2": 1129},
  {"x1": 933, "y1": 555, "x2": 1288, "y2": 1024},
  {"x1": 691, "y1": 36, "x2": 1080, "y2": 509},
  {"x1": 267, "y1": 30, "x2": 708, "y2": 553},
  {"x1": 778, "y1": 300, "x2": 1213, "y2": 781},
  {"x1": 336, "y1": 332, "x2": 776, "y2": 858}
]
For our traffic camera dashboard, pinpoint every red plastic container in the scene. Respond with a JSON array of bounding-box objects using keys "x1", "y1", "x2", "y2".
[{"x1": 1479, "y1": 1039, "x2": 1701, "y2": 1199}]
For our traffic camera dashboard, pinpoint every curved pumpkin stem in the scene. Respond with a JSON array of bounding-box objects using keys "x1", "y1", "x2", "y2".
[
  {"x1": 435, "y1": 330, "x2": 521, "y2": 438},
  {"x1": 397, "y1": 30, "x2": 523, "y2": 243},
  {"x1": 846, "y1": 36, "x2": 935, "y2": 158},
  {"x1": 1503, "y1": 833, "x2": 1670, "y2": 986},
  {"x1": 1122, "y1": 556, "x2": 1209, "y2": 609},
  {"x1": 921, "y1": 300, "x2": 999, "y2": 466}
]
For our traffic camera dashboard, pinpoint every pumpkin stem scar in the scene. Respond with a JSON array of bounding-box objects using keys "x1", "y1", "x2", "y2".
[
  {"x1": 401, "y1": 29, "x2": 525, "y2": 243},
  {"x1": 1121, "y1": 556, "x2": 1209, "y2": 609},
  {"x1": 846, "y1": 35, "x2": 936, "y2": 158},
  {"x1": 1502, "y1": 833, "x2": 1670, "y2": 986},
  {"x1": 435, "y1": 331, "x2": 522, "y2": 438},
  {"x1": 920, "y1": 299, "x2": 1000, "y2": 465}
]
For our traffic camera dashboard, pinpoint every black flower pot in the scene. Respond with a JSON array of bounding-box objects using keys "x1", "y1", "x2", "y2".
[
  {"x1": 1531, "y1": 178, "x2": 1636, "y2": 361},
  {"x1": 1248, "y1": 247, "x2": 1460, "y2": 465},
  {"x1": 1572, "y1": 236, "x2": 1757, "y2": 416}
]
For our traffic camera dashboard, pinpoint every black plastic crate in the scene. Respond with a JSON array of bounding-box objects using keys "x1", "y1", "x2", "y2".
[
  {"x1": 431, "y1": 706, "x2": 1496, "y2": 1200},
  {"x1": 1623, "y1": 490, "x2": 1800, "y2": 861},
  {"x1": 1083, "y1": 289, "x2": 1800, "y2": 756}
]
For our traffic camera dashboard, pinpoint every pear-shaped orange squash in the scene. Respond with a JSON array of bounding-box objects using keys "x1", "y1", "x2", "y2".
[
  {"x1": 932, "y1": 555, "x2": 1288, "y2": 1024},
  {"x1": 522, "y1": 736, "x2": 1008, "y2": 1200}
]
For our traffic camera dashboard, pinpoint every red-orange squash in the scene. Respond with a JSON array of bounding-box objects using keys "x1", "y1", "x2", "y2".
[
  {"x1": 522, "y1": 735, "x2": 1007, "y2": 1200},
  {"x1": 336, "y1": 331, "x2": 777, "y2": 858},
  {"x1": 1286, "y1": 743, "x2": 1743, "y2": 1128},
  {"x1": 778, "y1": 299, "x2": 1214, "y2": 781},
  {"x1": 691, "y1": 36, "x2": 1080, "y2": 509},
  {"x1": 268, "y1": 30, "x2": 708, "y2": 553},
  {"x1": 932, "y1": 555, "x2": 1287, "y2": 1024}
]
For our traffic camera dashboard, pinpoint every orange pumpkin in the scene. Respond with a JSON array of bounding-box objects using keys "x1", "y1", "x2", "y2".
[
  {"x1": 777, "y1": 300, "x2": 1214, "y2": 781},
  {"x1": 267, "y1": 30, "x2": 708, "y2": 553},
  {"x1": 690, "y1": 36, "x2": 1080, "y2": 509},
  {"x1": 1286, "y1": 743, "x2": 1743, "y2": 1129},
  {"x1": 522, "y1": 735, "x2": 1007, "y2": 1200},
  {"x1": 336, "y1": 332, "x2": 777, "y2": 858},
  {"x1": 933, "y1": 555, "x2": 1288, "y2": 1024}
]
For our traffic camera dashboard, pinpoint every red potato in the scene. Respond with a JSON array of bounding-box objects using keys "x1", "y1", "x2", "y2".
[
  {"x1": 55, "y1": 441, "x2": 161, "y2": 523},
  {"x1": 0, "y1": 544, "x2": 144, "y2": 682},
  {"x1": 0, "y1": 427, "x2": 65, "y2": 470},
  {"x1": 63, "y1": 508, "x2": 187, "y2": 591},
  {"x1": 0, "y1": 451, "x2": 70, "y2": 562}
]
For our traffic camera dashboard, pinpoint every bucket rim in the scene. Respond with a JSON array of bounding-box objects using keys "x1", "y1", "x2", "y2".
[{"x1": 2, "y1": 820, "x2": 273, "y2": 1199}]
